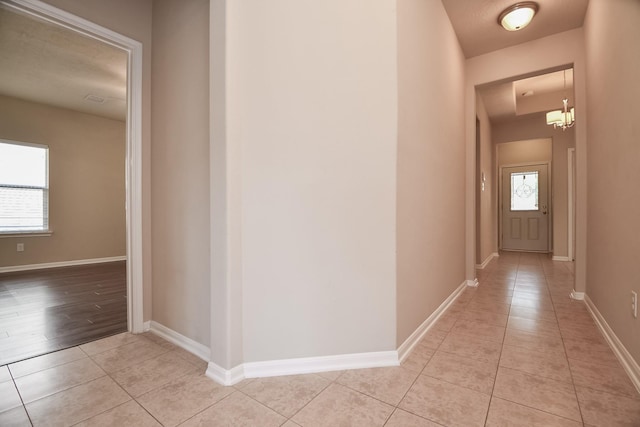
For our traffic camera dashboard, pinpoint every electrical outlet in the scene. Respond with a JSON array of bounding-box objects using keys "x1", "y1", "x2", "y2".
[
  {"x1": 632, "y1": 291, "x2": 638, "y2": 319},
  {"x1": 17, "y1": 243, "x2": 24, "y2": 252}
]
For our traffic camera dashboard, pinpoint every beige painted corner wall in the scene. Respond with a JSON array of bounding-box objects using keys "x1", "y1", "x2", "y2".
[
  {"x1": 41, "y1": 0, "x2": 153, "y2": 321},
  {"x1": 151, "y1": 0, "x2": 211, "y2": 346},
  {"x1": 584, "y1": 0, "x2": 640, "y2": 362},
  {"x1": 0, "y1": 95, "x2": 125, "y2": 266},
  {"x1": 396, "y1": 0, "x2": 466, "y2": 347},
  {"x1": 227, "y1": 0, "x2": 397, "y2": 361},
  {"x1": 493, "y1": 114, "x2": 575, "y2": 257},
  {"x1": 475, "y1": 94, "x2": 497, "y2": 266}
]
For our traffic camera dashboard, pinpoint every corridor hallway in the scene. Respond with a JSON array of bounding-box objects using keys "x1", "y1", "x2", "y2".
[{"x1": 1, "y1": 253, "x2": 639, "y2": 426}]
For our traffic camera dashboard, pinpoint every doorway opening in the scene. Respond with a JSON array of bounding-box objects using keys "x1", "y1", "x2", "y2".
[
  {"x1": 0, "y1": 0, "x2": 143, "y2": 365},
  {"x1": 475, "y1": 67, "x2": 576, "y2": 268}
]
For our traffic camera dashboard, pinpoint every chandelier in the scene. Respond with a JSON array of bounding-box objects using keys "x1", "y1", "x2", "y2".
[{"x1": 546, "y1": 70, "x2": 575, "y2": 131}]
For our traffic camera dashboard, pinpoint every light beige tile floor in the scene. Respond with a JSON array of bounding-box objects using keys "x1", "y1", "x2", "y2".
[{"x1": 1, "y1": 253, "x2": 639, "y2": 426}]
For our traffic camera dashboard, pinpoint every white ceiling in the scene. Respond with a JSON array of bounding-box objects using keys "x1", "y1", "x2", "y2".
[
  {"x1": 441, "y1": 0, "x2": 589, "y2": 58},
  {"x1": 0, "y1": 6, "x2": 127, "y2": 121}
]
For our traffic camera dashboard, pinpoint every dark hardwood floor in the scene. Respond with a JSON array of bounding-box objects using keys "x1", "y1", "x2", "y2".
[{"x1": 0, "y1": 261, "x2": 127, "y2": 366}]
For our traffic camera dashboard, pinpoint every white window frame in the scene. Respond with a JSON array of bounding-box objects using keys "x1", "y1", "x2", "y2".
[{"x1": 0, "y1": 139, "x2": 52, "y2": 237}]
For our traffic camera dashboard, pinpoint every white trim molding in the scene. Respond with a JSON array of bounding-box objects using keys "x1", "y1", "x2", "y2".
[
  {"x1": 552, "y1": 256, "x2": 572, "y2": 262},
  {"x1": 0, "y1": 256, "x2": 126, "y2": 274},
  {"x1": 585, "y1": 295, "x2": 640, "y2": 394},
  {"x1": 148, "y1": 321, "x2": 401, "y2": 387},
  {"x1": 570, "y1": 290, "x2": 585, "y2": 300},
  {"x1": 205, "y1": 350, "x2": 399, "y2": 387},
  {"x1": 149, "y1": 321, "x2": 210, "y2": 362},
  {"x1": 398, "y1": 280, "x2": 468, "y2": 363},
  {"x1": 0, "y1": 230, "x2": 53, "y2": 239},
  {"x1": 476, "y1": 252, "x2": 499, "y2": 270},
  {"x1": 567, "y1": 148, "x2": 575, "y2": 262},
  {"x1": 466, "y1": 278, "x2": 479, "y2": 288},
  {"x1": 243, "y1": 351, "x2": 398, "y2": 380},
  {"x1": 206, "y1": 362, "x2": 245, "y2": 386}
]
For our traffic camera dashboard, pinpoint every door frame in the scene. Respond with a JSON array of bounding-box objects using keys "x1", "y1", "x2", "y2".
[
  {"x1": 568, "y1": 148, "x2": 576, "y2": 261},
  {"x1": 5, "y1": 0, "x2": 145, "y2": 332},
  {"x1": 499, "y1": 161, "x2": 552, "y2": 252}
]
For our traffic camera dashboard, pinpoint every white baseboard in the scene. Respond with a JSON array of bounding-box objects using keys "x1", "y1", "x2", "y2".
[
  {"x1": 142, "y1": 321, "x2": 151, "y2": 332},
  {"x1": 466, "y1": 278, "x2": 479, "y2": 288},
  {"x1": 397, "y1": 280, "x2": 468, "y2": 363},
  {"x1": 243, "y1": 350, "x2": 398, "y2": 379},
  {"x1": 570, "y1": 290, "x2": 585, "y2": 300},
  {"x1": 205, "y1": 350, "x2": 399, "y2": 387},
  {"x1": 148, "y1": 321, "x2": 210, "y2": 363},
  {"x1": 150, "y1": 279, "x2": 472, "y2": 389},
  {"x1": 552, "y1": 255, "x2": 572, "y2": 262},
  {"x1": 206, "y1": 362, "x2": 245, "y2": 386},
  {"x1": 585, "y1": 295, "x2": 640, "y2": 394},
  {"x1": 148, "y1": 320, "x2": 400, "y2": 386},
  {"x1": 476, "y1": 252, "x2": 499, "y2": 270},
  {"x1": 0, "y1": 256, "x2": 126, "y2": 273}
]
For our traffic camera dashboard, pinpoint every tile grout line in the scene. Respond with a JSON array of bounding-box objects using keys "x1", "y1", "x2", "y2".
[
  {"x1": 389, "y1": 349, "x2": 437, "y2": 425},
  {"x1": 175, "y1": 390, "x2": 239, "y2": 426},
  {"x1": 483, "y1": 253, "x2": 586, "y2": 425},
  {"x1": 400, "y1": 281, "x2": 492, "y2": 426},
  {"x1": 496, "y1": 258, "x2": 584, "y2": 425},
  {"x1": 485, "y1": 254, "x2": 588, "y2": 425},
  {"x1": 544, "y1": 256, "x2": 587, "y2": 426},
  {"x1": 7, "y1": 363, "x2": 35, "y2": 427},
  {"x1": 98, "y1": 335, "x2": 209, "y2": 427},
  {"x1": 482, "y1": 255, "x2": 514, "y2": 426},
  {"x1": 16, "y1": 334, "x2": 182, "y2": 426},
  {"x1": 277, "y1": 376, "x2": 342, "y2": 424},
  {"x1": 69, "y1": 336, "x2": 164, "y2": 427}
]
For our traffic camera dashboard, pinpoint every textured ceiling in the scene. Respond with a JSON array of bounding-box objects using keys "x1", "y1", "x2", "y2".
[
  {"x1": 441, "y1": 0, "x2": 589, "y2": 58},
  {"x1": 0, "y1": 5, "x2": 127, "y2": 121}
]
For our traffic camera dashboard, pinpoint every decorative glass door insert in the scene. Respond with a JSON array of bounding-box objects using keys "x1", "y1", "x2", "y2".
[{"x1": 510, "y1": 171, "x2": 538, "y2": 211}]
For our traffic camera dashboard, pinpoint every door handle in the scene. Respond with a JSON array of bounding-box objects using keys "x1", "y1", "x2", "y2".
[{"x1": 542, "y1": 204, "x2": 547, "y2": 215}]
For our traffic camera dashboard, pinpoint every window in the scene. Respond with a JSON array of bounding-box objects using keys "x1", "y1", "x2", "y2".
[
  {"x1": 0, "y1": 140, "x2": 49, "y2": 233},
  {"x1": 510, "y1": 171, "x2": 538, "y2": 211}
]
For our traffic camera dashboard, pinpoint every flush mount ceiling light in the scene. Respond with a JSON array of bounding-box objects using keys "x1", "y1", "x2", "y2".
[{"x1": 498, "y1": 2, "x2": 539, "y2": 31}]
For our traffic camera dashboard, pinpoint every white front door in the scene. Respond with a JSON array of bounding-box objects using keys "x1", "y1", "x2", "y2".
[{"x1": 501, "y1": 164, "x2": 549, "y2": 252}]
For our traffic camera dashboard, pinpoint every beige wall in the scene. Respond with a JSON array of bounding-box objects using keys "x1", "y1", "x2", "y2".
[
  {"x1": 0, "y1": 95, "x2": 125, "y2": 266},
  {"x1": 41, "y1": 0, "x2": 153, "y2": 321},
  {"x1": 584, "y1": 0, "x2": 640, "y2": 362},
  {"x1": 396, "y1": 0, "x2": 466, "y2": 346},
  {"x1": 493, "y1": 114, "x2": 574, "y2": 257},
  {"x1": 151, "y1": 0, "x2": 211, "y2": 346},
  {"x1": 497, "y1": 138, "x2": 552, "y2": 165},
  {"x1": 475, "y1": 93, "x2": 497, "y2": 266},
  {"x1": 226, "y1": 0, "x2": 398, "y2": 361}
]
